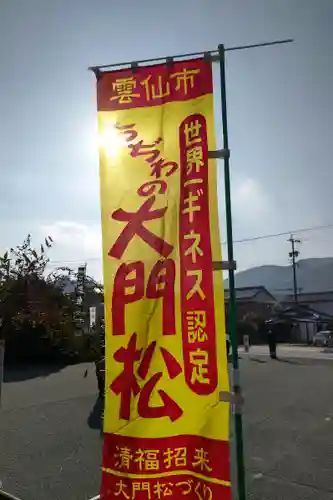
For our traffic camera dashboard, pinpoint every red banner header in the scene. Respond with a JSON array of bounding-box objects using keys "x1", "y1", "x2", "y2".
[{"x1": 97, "y1": 59, "x2": 213, "y2": 111}]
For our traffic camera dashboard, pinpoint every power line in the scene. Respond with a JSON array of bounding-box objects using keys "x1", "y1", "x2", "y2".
[
  {"x1": 45, "y1": 222, "x2": 333, "y2": 266},
  {"x1": 222, "y1": 223, "x2": 333, "y2": 245}
]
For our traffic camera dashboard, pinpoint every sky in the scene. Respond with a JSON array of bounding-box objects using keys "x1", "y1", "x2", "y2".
[{"x1": 0, "y1": 0, "x2": 332, "y2": 282}]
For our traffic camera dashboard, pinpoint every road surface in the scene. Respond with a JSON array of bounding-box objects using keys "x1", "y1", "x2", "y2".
[
  {"x1": 238, "y1": 354, "x2": 333, "y2": 499},
  {"x1": 0, "y1": 352, "x2": 332, "y2": 500},
  {"x1": 0, "y1": 363, "x2": 102, "y2": 500},
  {"x1": 239, "y1": 343, "x2": 333, "y2": 359}
]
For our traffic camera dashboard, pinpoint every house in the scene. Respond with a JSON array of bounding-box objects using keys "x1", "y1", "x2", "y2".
[
  {"x1": 266, "y1": 303, "x2": 333, "y2": 344},
  {"x1": 282, "y1": 291, "x2": 333, "y2": 317},
  {"x1": 272, "y1": 291, "x2": 333, "y2": 343},
  {"x1": 224, "y1": 286, "x2": 277, "y2": 320},
  {"x1": 223, "y1": 286, "x2": 277, "y2": 343}
]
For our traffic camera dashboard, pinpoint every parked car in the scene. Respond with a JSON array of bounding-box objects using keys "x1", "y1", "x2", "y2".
[{"x1": 313, "y1": 330, "x2": 333, "y2": 347}]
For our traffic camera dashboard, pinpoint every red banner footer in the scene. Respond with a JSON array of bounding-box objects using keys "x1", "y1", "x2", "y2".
[{"x1": 100, "y1": 433, "x2": 231, "y2": 499}]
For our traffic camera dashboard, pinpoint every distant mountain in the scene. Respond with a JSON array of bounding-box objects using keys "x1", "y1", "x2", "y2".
[{"x1": 224, "y1": 258, "x2": 333, "y2": 297}]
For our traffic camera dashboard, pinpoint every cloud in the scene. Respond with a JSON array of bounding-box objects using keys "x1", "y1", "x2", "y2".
[
  {"x1": 231, "y1": 177, "x2": 282, "y2": 239},
  {"x1": 233, "y1": 178, "x2": 269, "y2": 217},
  {"x1": 220, "y1": 177, "x2": 286, "y2": 271},
  {"x1": 38, "y1": 220, "x2": 103, "y2": 281}
]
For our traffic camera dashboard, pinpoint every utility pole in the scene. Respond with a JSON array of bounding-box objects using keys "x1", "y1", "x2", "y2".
[{"x1": 288, "y1": 235, "x2": 300, "y2": 303}]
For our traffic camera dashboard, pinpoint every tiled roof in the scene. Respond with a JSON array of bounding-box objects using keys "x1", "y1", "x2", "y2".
[{"x1": 224, "y1": 286, "x2": 275, "y2": 301}]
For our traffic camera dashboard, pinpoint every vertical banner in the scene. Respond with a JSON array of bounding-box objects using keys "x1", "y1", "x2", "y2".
[
  {"x1": 97, "y1": 58, "x2": 231, "y2": 499},
  {"x1": 89, "y1": 306, "x2": 97, "y2": 328},
  {"x1": 74, "y1": 265, "x2": 86, "y2": 336}
]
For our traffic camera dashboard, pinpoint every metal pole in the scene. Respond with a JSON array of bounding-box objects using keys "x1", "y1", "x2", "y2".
[
  {"x1": 89, "y1": 38, "x2": 293, "y2": 72},
  {"x1": 218, "y1": 44, "x2": 247, "y2": 500},
  {"x1": 0, "y1": 339, "x2": 5, "y2": 408}
]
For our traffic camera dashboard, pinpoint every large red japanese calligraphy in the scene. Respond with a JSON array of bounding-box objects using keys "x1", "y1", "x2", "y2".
[{"x1": 96, "y1": 58, "x2": 231, "y2": 500}]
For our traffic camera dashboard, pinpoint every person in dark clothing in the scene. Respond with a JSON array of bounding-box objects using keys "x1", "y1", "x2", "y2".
[
  {"x1": 96, "y1": 320, "x2": 105, "y2": 399},
  {"x1": 95, "y1": 358, "x2": 105, "y2": 399},
  {"x1": 267, "y1": 328, "x2": 277, "y2": 359},
  {"x1": 90, "y1": 318, "x2": 105, "y2": 399},
  {"x1": 226, "y1": 333, "x2": 230, "y2": 357}
]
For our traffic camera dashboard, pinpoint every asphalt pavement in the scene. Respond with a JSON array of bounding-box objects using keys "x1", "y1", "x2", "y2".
[
  {"x1": 0, "y1": 347, "x2": 332, "y2": 500},
  {"x1": 0, "y1": 362, "x2": 103, "y2": 500},
  {"x1": 239, "y1": 343, "x2": 333, "y2": 360},
  {"x1": 237, "y1": 351, "x2": 333, "y2": 500}
]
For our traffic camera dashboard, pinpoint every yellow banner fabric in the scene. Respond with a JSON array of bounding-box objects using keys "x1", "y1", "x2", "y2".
[{"x1": 97, "y1": 58, "x2": 231, "y2": 500}]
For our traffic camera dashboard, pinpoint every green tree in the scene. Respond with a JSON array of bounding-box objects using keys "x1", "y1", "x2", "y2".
[
  {"x1": 0, "y1": 234, "x2": 55, "y2": 338},
  {"x1": 0, "y1": 235, "x2": 104, "y2": 364}
]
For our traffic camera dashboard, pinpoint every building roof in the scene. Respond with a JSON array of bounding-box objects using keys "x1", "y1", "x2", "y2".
[
  {"x1": 266, "y1": 304, "x2": 333, "y2": 324},
  {"x1": 224, "y1": 286, "x2": 276, "y2": 302},
  {"x1": 283, "y1": 291, "x2": 333, "y2": 303}
]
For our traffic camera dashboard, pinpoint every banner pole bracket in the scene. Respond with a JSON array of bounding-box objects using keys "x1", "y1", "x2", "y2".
[
  {"x1": 219, "y1": 390, "x2": 244, "y2": 411},
  {"x1": 213, "y1": 260, "x2": 237, "y2": 271},
  {"x1": 208, "y1": 149, "x2": 230, "y2": 159},
  {"x1": 91, "y1": 67, "x2": 102, "y2": 81},
  {"x1": 131, "y1": 62, "x2": 139, "y2": 73},
  {"x1": 211, "y1": 53, "x2": 221, "y2": 62}
]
